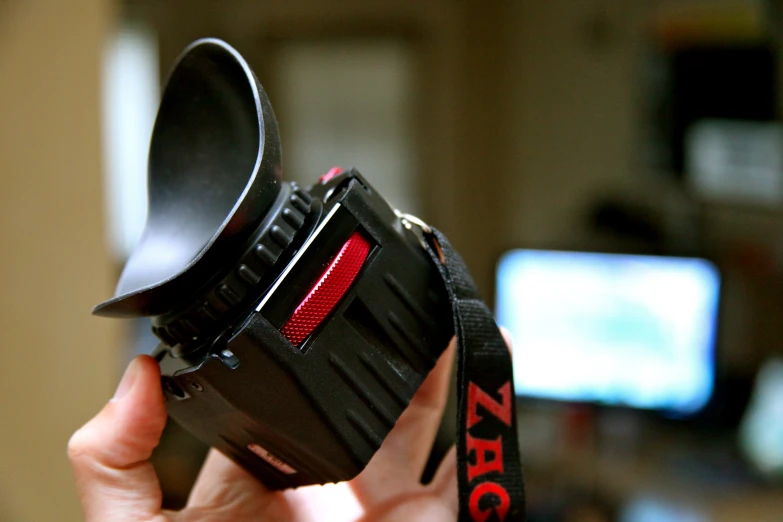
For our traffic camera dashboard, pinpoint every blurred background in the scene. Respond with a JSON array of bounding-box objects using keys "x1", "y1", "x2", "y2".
[{"x1": 2, "y1": 0, "x2": 783, "y2": 520}]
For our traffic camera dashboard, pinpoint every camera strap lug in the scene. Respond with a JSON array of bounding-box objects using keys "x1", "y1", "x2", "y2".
[{"x1": 394, "y1": 209, "x2": 437, "y2": 255}]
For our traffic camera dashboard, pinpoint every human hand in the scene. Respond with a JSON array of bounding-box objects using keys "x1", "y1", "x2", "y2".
[{"x1": 68, "y1": 341, "x2": 458, "y2": 522}]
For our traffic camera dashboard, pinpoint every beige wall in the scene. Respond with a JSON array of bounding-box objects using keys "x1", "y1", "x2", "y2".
[
  {"x1": 509, "y1": 1, "x2": 645, "y2": 246},
  {"x1": 507, "y1": 0, "x2": 783, "y2": 369},
  {"x1": 0, "y1": 2, "x2": 117, "y2": 521}
]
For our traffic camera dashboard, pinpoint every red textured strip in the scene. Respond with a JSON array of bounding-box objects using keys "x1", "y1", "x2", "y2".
[{"x1": 281, "y1": 231, "x2": 371, "y2": 346}]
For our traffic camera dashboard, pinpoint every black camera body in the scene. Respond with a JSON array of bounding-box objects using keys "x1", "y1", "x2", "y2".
[
  {"x1": 156, "y1": 170, "x2": 452, "y2": 488},
  {"x1": 94, "y1": 39, "x2": 453, "y2": 488}
]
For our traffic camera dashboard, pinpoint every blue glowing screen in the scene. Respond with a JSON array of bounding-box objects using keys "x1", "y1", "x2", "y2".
[{"x1": 496, "y1": 250, "x2": 721, "y2": 414}]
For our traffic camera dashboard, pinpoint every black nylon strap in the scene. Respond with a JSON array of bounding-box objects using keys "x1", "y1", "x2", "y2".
[{"x1": 423, "y1": 229, "x2": 526, "y2": 522}]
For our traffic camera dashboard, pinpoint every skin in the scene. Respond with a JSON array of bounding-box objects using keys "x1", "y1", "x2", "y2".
[{"x1": 68, "y1": 341, "x2": 460, "y2": 522}]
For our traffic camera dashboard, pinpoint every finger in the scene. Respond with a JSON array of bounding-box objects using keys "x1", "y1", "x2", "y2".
[
  {"x1": 68, "y1": 355, "x2": 167, "y2": 522},
  {"x1": 499, "y1": 326, "x2": 514, "y2": 352},
  {"x1": 350, "y1": 339, "x2": 455, "y2": 506},
  {"x1": 428, "y1": 445, "x2": 457, "y2": 510},
  {"x1": 190, "y1": 450, "x2": 364, "y2": 521},
  {"x1": 187, "y1": 448, "x2": 268, "y2": 509}
]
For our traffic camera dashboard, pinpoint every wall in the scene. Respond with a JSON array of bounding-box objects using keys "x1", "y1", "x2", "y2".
[
  {"x1": 0, "y1": 2, "x2": 118, "y2": 521},
  {"x1": 507, "y1": 0, "x2": 783, "y2": 371},
  {"x1": 509, "y1": 1, "x2": 646, "y2": 246}
]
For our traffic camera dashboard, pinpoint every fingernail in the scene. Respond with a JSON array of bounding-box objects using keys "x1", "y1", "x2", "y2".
[
  {"x1": 499, "y1": 327, "x2": 514, "y2": 350},
  {"x1": 112, "y1": 358, "x2": 139, "y2": 402}
]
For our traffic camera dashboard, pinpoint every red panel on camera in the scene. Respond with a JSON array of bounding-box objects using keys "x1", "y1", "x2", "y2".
[
  {"x1": 281, "y1": 231, "x2": 370, "y2": 346},
  {"x1": 318, "y1": 166, "x2": 343, "y2": 184}
]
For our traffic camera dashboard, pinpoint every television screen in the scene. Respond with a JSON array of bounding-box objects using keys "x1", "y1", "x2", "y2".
[{"x1": 495, "y1": 250, "x2": 721, "y2": 415}]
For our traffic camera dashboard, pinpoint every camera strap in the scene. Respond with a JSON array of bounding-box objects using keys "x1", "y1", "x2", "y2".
[{"x1": 422, "y1": 228, "x2": 526, "y2": 522}]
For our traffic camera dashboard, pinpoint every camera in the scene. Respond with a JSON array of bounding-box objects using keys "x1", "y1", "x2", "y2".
[{"x1": 94, "y1": 38, "x2": 453, "y2": 489}]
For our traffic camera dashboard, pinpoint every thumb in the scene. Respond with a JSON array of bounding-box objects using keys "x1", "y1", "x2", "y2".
[{"x1": 68, "y1": 355, "x2": 168, "y2": 522}]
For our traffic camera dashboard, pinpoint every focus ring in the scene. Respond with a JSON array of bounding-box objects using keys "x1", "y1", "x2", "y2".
[{"x1": 153, "y1": 183, "x2": 313, "y2": 348}]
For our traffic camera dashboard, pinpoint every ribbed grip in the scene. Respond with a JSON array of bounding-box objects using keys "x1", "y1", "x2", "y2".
[{"x1": 153, "y1": 184, "x2": 313, "y2": 348}]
